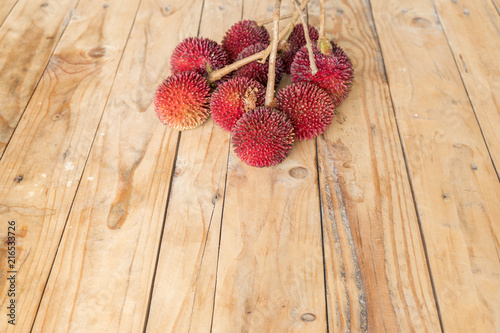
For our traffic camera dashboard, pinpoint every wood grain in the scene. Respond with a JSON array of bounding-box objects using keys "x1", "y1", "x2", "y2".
[
  {"x1": 431, "y1": 0, "x2": 500, "y2": 176},
  {"x1": 31, "y1": 0, "x2": 209, "y2": 332},
  {"x1": 309, "y1": 0, "x2": 442, "y2": 331},
  {"x1": 0, "y1": 0, "x2": 18, "y2": 26},
  {"x1": 210, "y1": 1, "x2": 327, "y2": 332},
  {"x1": 370, "y1": 0, "x2": 500, "y2": 331},
  {"x1": 0, "y1": 0, "x2": 141, "y2": 331},
  {"x1": 0, "y1": 0, "x2": 79, "y2": 157},
  {"x1": 144, "y1": 1, "x2": 241, "y2": 332}
]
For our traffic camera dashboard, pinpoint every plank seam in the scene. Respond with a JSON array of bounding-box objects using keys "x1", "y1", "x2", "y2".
[
  {"x1": 492, "y1": 0, "x2": 500, "y2": 16},
  {"x1": 208, "y1": 142, "x2": 231, "y2": 333},
  {"x1": 364, "y1": 0, "x2": 446, "y2": 331},
  {"x1": 308, "y1": 4, "x2": 330, "y2": 332},
  {"x1": 315, "y1": 137, "x2": 331, "y2": 333},
  {"x1": 144, "y1": 3, "x2": 208, "y2": 331},
  {"x1": 208, "y1": 2, "x2": 244, "y2": 330},
  {"x1": 0, "y1": 0, "x2": 80, "y2": 162},
  {"x1": 0, "y1": 0, "x2": 20, "y2": 28},
  {"x1": 187, "y1": 145, "x2": 229, "y2": 331},
  {"x1": 30, "y1": 0, "x2": 145, "y2": 328},
  {"x1": 429, "y1": 0, "x2": 500, "y2": 182},
  {"x1": 142, "y1": 131, "x2": 182, "y2": 333}
]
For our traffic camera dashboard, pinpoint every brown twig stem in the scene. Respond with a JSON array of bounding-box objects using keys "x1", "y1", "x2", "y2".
[
  {"x1": 319, "y1": 0, "x2": 326, "y2": 39},
  {"x1": 257, "y1": 12, "x2": 293, "y2": 26},
  {"x1": 265, "y1": 0, "x2": 282, "y2": 107},
  {"x1": 290, "y1": 0, "x2": 317, "y2": 75},
  {"x1": 207, "y1": 0, "x2": 310, "y2": 83}
]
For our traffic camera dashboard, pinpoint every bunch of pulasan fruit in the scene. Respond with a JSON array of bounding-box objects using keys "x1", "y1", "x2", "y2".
[{"x1": 154, "y1": 13, "x2": 353, "y2": 168}]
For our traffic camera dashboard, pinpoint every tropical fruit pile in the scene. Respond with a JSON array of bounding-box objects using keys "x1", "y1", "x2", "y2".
[{"x1": 154, "y1": 8, "x2": 353, "y2": 168}]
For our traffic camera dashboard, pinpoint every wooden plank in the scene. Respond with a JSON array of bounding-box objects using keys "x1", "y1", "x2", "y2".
[
  {"x1": 210, "y1": 1, "x2": 327, "y2": 332},
  {"x1": 0, "y1": 0, "x2": 18, "y2": 26},
  {"x1": 31, "y1": 0, "x2": 207, "y2": 332},
  {"x1": 309, "y1": 0, "x2": 442, "y2": 331},
  {"x1": 0, "y1": 0, "x2": 141, "y2": 331},
  {"x1": 431, "y1": 0, "x2": 500, "y2": 175},
  {"x1": 0, "y1": 0, "x2": 79, "y2": 157},
  {"x1": 492, "y1": 0, "x2": 500, "y2": 15},
  {"x1": 370, "y1": 0, "x2": 500, "y2": 331},
  {"x1": 144, "y1": 0, "x2": 241, "y2": 332}
]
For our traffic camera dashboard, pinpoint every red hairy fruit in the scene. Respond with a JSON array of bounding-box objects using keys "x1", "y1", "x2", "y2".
[
  {"x1": 210, "y1": 77, "x2": 266, "y2": 132},
  {"x1": 222, "y1": 20, "x2": 270, "y2": 62},
  {"x1": 291, "y1": 41, "x2": 354, "y2": 104},
  {"x1": 233, "y1": 43, "x2": 285, "y2": 86},
  {"x1": 232, "y1": 107, "x2": 295, "y2": 168},
  {"x1": 276, "y1": 83, "x2": 336, "y2": 141},
  {"x1": 281, "y1": 23, "x2": 319, "y2": 73},
  {"x1": 154, "y1": 72, "x2": 211, "y2": 130},
  {"x1": 170, "y1": 37, "x2": 228, "y2": 76}
]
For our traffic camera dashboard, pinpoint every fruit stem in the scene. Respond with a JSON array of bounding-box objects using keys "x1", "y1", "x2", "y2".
[
  {"x1": 257, "y1": 12, "x2": 293, "y2": 26},
  {"x1": 207, "y1": 50, "x2": 268, "y2": 82},
  {"x1": 290, "y1": 0, "x2": 318, "y2": 75},
  {"x1": 207, "y1": 0, "x2": 310, "y2": 83},
  {"x1": 319, "y1": 0, "x2": 325, "y2": 40},
  {"x1": 265, "y1": 0, "x2": 282, "y2": 107}
]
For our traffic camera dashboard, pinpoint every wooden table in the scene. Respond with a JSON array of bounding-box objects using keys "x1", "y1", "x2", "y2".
[{"x1": 0, "y1": 0, "x2": 498, "y2": 331}]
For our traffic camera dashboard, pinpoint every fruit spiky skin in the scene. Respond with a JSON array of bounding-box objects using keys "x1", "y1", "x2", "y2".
[
  {"x1": 233, "y1": 43, "x2": 285, "y2": 86},
  {"x1": 170, "y1": 37, "x2": 228, "y2": 76},
  {"x1": 276, "y1": 83, "x2": 336, "y2": 140},
  {"x1": 154, "y1": 72, "x2": 211, "y2": 130},
  {"x1": 232, "y1": 107, "x2": 295, "y2": 167},
  {"x1": 281, "y1": 24, "x2": 319, "y2": 73},
  {"x1": 291, "y1": 41, "x2": 354, "y2": 104},
  {"x1": 222, "y1": 20, "x2": 270, "y2": 62},
  {"x1": 210, "y1": 77, "x2": 266, "y2": 132}
]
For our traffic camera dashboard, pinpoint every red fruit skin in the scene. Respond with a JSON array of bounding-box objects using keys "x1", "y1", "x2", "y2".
[
  {"x1": 222, "y1": 20, "x2": 270, "y2": 62},
  {"x1": 232, "y1": 107, "x2": 295, "y2": 167},
  {"x1": 291, "y1": 41, "x2": 354, "y2": 105},
  {"x1": 281, "y1": 24, "x2": 319, "y2": 73},
  {"x1": 210, "y1": 77, "x2": 266, "y2": 132},
  {"x1": 233, "y1": 43, "x2": 285, "y2": 86},
  {"x1": 276, "y1": 82, "x2": 336, "y2": 141},
  {"x1": 154, "y1": 72, "x2": 211, "y2": 130},
  {"x1": 170, "y1": 37, "x2": 228, "y2": 76}
]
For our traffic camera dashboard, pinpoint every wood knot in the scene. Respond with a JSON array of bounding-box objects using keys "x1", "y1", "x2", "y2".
[
  {"x1": 41, "y1": 3, "x2": 49, "y2": 7},
  {"x1": 301, "y1": 313, "x2": 316, "y2": 322},
  {"x1": 14, "y1": 175, "x2": 23, "y2": 183},
  {"x1": 411, "y1": 17, "x2": 431, "y2": 28},
  {"x1": 88, "y1": 46, "x2": 106, "y2": 58},
  {"x1": 174, "y1": 167, "x2": 183, "y2": 177},
  {"x1": 289, "y1": 167, "x2": 308, "y2": 179}
]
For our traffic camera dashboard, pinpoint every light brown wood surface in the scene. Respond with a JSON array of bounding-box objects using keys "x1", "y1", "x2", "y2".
[
  {"x1": 431, "y1": 0, "x2": 500, "y2": 176},
  {"x1": 0, "y1": 0, "x2": 141, "y2": 331},
  {"x1": 370, "y1": 0, "x2": 500, "y2": 331},
  {"x1": 31, "y1": 0, "x2": 191, "y2": 331},
  {"x1": 0, "y1": 0, "x2": 18, "y2": 26},
  {"x1": 0, "y1": 0, "x2": 79, "y2": 157},
  {"x1": 0, "y1": 0, "x2": 498, "y2": 331},
  {"x1": 310, "y1": 0, "x2": 441, "y2": 331}
]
